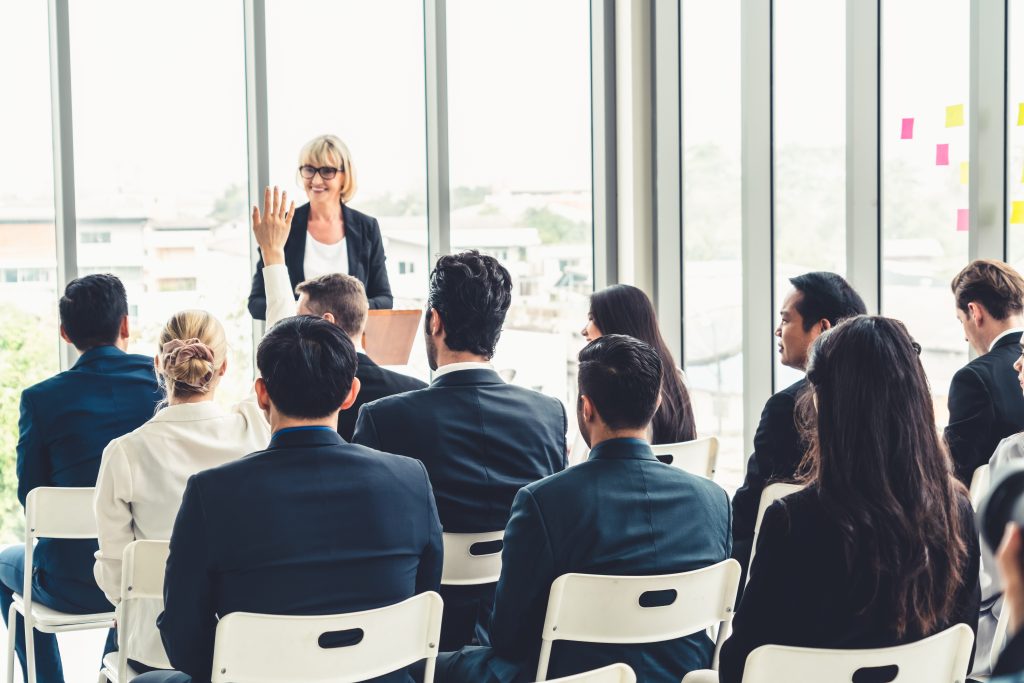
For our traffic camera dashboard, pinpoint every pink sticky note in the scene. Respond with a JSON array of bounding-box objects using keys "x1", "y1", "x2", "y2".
[
  {"x1": 901, "y1": 118, "x2": 914, "y2": 139},
  {"x1": 957, "y1": 208, "x2": 969, "y2": 232},
  {"x1": 936, "y1": 143, "x2": 949, "y2": 165}
]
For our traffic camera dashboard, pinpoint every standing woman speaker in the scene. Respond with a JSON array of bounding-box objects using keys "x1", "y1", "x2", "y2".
[{"x1": 247, "y1": 134, "x2": 393, "y2": 320}]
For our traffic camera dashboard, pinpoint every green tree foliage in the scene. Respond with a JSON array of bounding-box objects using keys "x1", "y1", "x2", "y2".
[
  {"x1": 520, "y1": 206, "x2": 588, "y2": 244},
  {"x1": 209, "y1": 183, "x2": 248, "y2": 224}
]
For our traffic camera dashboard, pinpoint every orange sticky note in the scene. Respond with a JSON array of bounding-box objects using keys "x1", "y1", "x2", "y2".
[
  {"x1": 957, "y1": 209, "x2": 969, "y2": 232},
  {"x1": 1018, "y1": 103, "x2": 1024, "y2": 126},
  {"x1": 946, "y1": 104, "x2": 965, "y2": 127},
  {"x1": 960, "y1": 161, "x2": 969, "y2": 185},
  {"x1": 1012, "y1": 201, "x2": 1024, "y2": 224},
  {"x1": 936, "y1": 144, "x2": 949, "y2": 166}
]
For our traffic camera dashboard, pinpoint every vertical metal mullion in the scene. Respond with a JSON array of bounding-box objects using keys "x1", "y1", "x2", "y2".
[
  {"x1": 424, "y1": 0, "x2": 451, "y2": 261},
  {"x1": 740, "y1": 0, "x2": 774, "y2": 454},
  {"x1": 243, "y1": 0, "x2": 269, "y2": 355},
  {"x1": 846, "y1": 0, "x2": 881, "y2": 314},
  {"x1": 47, "y1": 0, "x2": 78, "y2": 370},
  {"x1": 591, "y1": 0, "x2": 618, "y2": 290},
  {"x1": 652, "y1": 0, "x2": 684, "y2": 361},
  {"x1": 969, "y1": 0, "x2": 1008, "y2": 261}
]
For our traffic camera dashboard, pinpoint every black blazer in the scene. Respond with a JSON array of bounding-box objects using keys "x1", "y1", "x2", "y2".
[
  {"x1": 352, "y1": 367, "x2": 567, "y2": 650},
  {"x1": 337, "y1": 353, "x2": 427, "y2": 442},
  {"x1": 719, "y1": 487, "x2": 980, "y2": 683},
  {"x1": 248, "y1": 202, "x2": 393, "y2": 320},
  {"x1": 945, "y1": 332, "x2": 1024, "y2": 485},
  {"x1": 730, "y1": 378, "x2": 808, "y2": 584},
  {"x1": 993, "y1": 628, "x2": 1024, "y2": 678},
  {"x1": 437, "y1": 438, "x2": 732, "y2": 683},
  {"x1": 156, "y1": 428, "x2": 443, "y2": 683}
]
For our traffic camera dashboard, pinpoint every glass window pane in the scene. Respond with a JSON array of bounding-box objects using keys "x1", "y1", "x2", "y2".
[
  {"x1": 446, "y1": 0, "x2": 593, "y2": 424},
  {"x1": 773, "y1": 0, "x2": 846, "y2": 390},
  {"x1": 682, "y1": 0, "x2": 744, "y2": 491},
  {"x1": 881, "y1": 0, "x2": 970, "y2": 423},
  {"x1": 1009, "y1": 0, "x2": 1024, "y2": 267}
]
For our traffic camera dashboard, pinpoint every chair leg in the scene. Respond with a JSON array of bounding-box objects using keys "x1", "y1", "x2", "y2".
[
  {"x1": 97, "y1": 671, "x2": 109, "y2": 683},
  {"x1": 23, "y1": 613, "x2": 34, "y2": 683},
  {"x1": 5, "y1": 603, "x2": 16, "y2": 683}
]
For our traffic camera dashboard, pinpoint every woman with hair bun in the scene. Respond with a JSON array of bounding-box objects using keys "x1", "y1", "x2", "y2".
[{"x1": 93, "y1": 310, "x2": 271, "y2": 672}]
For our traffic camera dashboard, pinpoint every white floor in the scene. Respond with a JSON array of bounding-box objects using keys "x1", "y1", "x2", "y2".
[{"x1": 0, "y1": 622, "x2": 109, "y2": 683}]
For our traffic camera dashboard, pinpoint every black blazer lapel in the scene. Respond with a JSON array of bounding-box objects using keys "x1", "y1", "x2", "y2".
[
  {"x1": 342, "y1": 203, "x2": 365, "y2": 282},
  {"x1": 286, "y1": 204, "x2": 309, "y2": 290}
]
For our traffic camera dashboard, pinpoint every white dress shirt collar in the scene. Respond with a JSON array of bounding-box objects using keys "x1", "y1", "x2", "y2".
[
  {"x1": 989, "y1": 328, "x2": 1024, "y2": 352},
  {"x1": 432, "y1": 361, "x2": 495, "y2": 379}
]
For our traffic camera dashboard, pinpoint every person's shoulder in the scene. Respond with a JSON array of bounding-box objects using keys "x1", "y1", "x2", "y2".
[
  {"x1": 374, "y1": 365, "x2": 428, "y2": 391},
  {"x1": 344, "y1": 204, "x2": 377, "y2": 224},
  {"x1": 777, "y1": 378, "x2": 808, "y2": 401},
  {"x1": 500, "y1": 382, "x2": 564, "y2": 409},
  {"x1": 361, "y1": 383, "x2": 434, "y2": 416}
]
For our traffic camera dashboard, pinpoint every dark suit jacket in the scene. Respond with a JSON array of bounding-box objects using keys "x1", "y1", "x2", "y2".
[
  {"x1": 438, "y1": 438, "x2": 732, "y2": 683},
  {"x1": 157, "y1": 428, "x2": 443, "y2": 683},
  {"x1": 338, "y1": 353, "x2": 427, "y2": 442},
  {"x1": 17, "y1": 345, "x2": 161, "y2": 583},
  {"x1": 719, "y1": 487, "x2": 980, "y2": 683},
  {"x1": 946, "y1": 332, "x2": 1024, "y2": 485},
  {"x1": 730, "y1": 378, "x2": 808, "y2": 584},
  {"x1": 352, "y1": 367, "x2": 567, "y2": 649},
  {"x1": 248, "y1": 202, "x2": 393, "y2": 319},
  {"x1": 994, "y1": 628, "x2": 1024, "y2": 678}
]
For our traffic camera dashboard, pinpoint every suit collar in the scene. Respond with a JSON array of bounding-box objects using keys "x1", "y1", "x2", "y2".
[
  {"x1": 73, "y1": 344, "x2": 127, "y2": 368},
  {"x1": 357, "y1": 351, "x2": 378, "y2": 369},
  {"x1": 430, "y1": 367, "x2": 504, "y2": 388},
  {"x1": 151, "y1": 400, "x2": 226, "y2": 422},
  {"x1": 587, "y1": 437, "x2": 658, "y2": 462},
  {"x1": 268, "y1": 426, "x2": 346, "y2": 449},
  {"x1": 990, "y1": 329, "x2": 1023, "y2": 352}
]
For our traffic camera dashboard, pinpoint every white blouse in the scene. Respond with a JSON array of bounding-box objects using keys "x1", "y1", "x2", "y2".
[
  {"x1": 93, "y1": 397, "x2": 271, "y2": 667},
  {"x1": 303, "y1": 232, "x2": 348, "y2": 280}
]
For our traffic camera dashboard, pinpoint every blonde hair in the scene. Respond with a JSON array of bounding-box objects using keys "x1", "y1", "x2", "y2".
[
  {"x1": 297, "y1": 134, "x2": 358, "y2": 203},
  {"x1": 158, "y1": 310, "x2": 227, "y2": 399}
]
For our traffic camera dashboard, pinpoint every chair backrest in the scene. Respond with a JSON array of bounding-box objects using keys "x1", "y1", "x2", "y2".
[
  {"x1": 210, "y1": 591, "x2": 444, "y2": 683},
  {"x1": 651, "y1": 436, "x2": 719, "y2": 479},
  {"x1": 441, "y1": 530, "x2": 504, "y2": 586},
  {"x1": 543, "y1": 663, "x2": 637, "y2": 683},
  {"x1": 969, "y1": 465, "x2": 990, "y2": 510},
  {"x1": 747, "y1": 483, "x2": 804, "y2": 584},
  {"x1": 991, "y1": 600, "x2": 1011, "y2": 672},
  {"x1": 114, "y1": 541, "x2": 171, "y2": 678},
  {"x1": 535, "y1": 560, "x2": 741, "y2": 681},
  {"x1": 740, "y1": 623, "x2": 974, "y2": 683}
]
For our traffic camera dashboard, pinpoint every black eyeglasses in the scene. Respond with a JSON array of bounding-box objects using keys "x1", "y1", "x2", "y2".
[{"x1": 299, "y1": 165, "x2": 345, "y2": 180}]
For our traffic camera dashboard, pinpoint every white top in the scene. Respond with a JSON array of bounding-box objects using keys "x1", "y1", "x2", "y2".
[
  {"x1": 432, "y1": 361, "x2": 495, "y2": 379},
  {"x1": 303, "y1": 232, "x2": 348, "y2": 281},
  {"x1": 989, "y1": 327, "x2": 1024, "y2": 352},
  {"x1": 93, "y1": 398, "x2": 271, "y2": 667}
]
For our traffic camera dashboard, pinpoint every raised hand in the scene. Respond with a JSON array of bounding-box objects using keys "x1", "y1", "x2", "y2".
[{"x1": 252, "y1": 186, "x2": 295, "y2": 266}]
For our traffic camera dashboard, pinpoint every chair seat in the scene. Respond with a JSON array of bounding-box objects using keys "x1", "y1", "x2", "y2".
[
  {"x1": 101, "y1": 652, "x2": 142, "y2": 683},
  {"x1": 681, "y1": 671, "x2": 719, "y2": 683},
  {"x1": 12, "y1": 593, "x2": 115, "y2": 629}
]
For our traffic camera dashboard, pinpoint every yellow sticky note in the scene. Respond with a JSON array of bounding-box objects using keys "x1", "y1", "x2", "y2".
[
  {"x1": 946, "y1": 104, "x2": 965, "y2": 127},
  {"x1": 1018, "y1": 103, "x2": 1024, "y2": 126},
  {"x1": 960, "y1": 161, "x2": 969, "y2": 185},
  {"x1": 1012, "y1": 201, "x2": 1024, "y2": 224}
]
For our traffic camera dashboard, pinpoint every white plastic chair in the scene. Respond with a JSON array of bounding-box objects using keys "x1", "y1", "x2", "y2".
[
  {"x1": 5, "y1": 487, "x2": 115, "y2": 683},
  {"x1": 652, "y1": 437, "x2": 719, "y2": 479},
  {"x1": 969, "y1": 464, "x2": 991, "y2": 511},
  {"x1": 990, "y1": 598, "x2": 1010, "y2": 673},
  {"x1": 681, "y1": 623, "x2": 974, "y2": 683},
  {"x1": 441, "y1": 531, "x2": 504, "y2": 585},
  {"x1": 99, "y1": 540, "x2": 171, "y2": 683},
  {"x1": 542, "y1": 663, "x2": 636, "y2": 682},
  {"x1": 534, "y1": 559, "x2": 741, "y2": 681},
  {"x1": 209, "y1": 591, "x2": 444, "y2": 683},
  {"x1": 746, "y1": 482, "x2": 804, "y2": 585}
]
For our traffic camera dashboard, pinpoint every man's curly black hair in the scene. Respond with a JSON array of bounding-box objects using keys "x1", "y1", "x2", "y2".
[{"x1": 427, "y1": 250, "x2": 513, "y2": 358}]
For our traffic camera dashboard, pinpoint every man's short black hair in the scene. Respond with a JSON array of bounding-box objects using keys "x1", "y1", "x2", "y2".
[
  {"x1": 578, "y1": 334, "x2": 662, "y2": 430},
  {"x1": 257, "y1": 316, "x2": 358, "y2": 419},
  {"x1": 789, "y1": 271, "x2": 867, "y2": 332},
  {"x1": 427, "y1": 250, "x2": 512, "y2": 358},
  {"x1": 58, "y1": 274, "x2": 128, "y2": 350}
]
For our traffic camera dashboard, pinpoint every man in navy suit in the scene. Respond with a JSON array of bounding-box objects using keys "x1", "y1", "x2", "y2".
[
  {"x1": 1, "y1": 274, "x2": 161, "y2": 683},
  {"x1": 135, "y1": 316, "x2": 442, "y2": 683},
  {"x1": 353, "y1": 251, "x2": 568, "y2": 650},
  {"x1": 436, "y1": 335, "x2": 732, "y2": 683}
]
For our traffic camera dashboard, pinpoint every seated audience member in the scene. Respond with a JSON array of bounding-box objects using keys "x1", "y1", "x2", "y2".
[
  {"x1": 731, "y1": 272, "x2": 865, "y2": 582},
  {"x1": 436, "y1": 335, "x2": 731, "y2": 683},
  {"x1": 981, "y1": 464, "x2": 1024, "y2": 682},
  {"x1": 1, "y1": 274, "x2": 161, "y2": 683},
  {"x1": 93, "y1": 310, "x2": 271, "y2": 672},
  {"x1": 353, "y1": 251, "x2": 567, "y2": 650},
  {"x1": 253, "y1": 186, "x2": 425, "y2": 441},
  {"x1": 581, "y1": 284, "x2": 696, "y2": 444},
  {"x1": 719, "y1": 316, "x2": 980, "y2": 683},
  {"x1": 946, "y1": 259, "x2": 1024, "y2": 485},
  {"x1": 133, "y1": 316, "x2": 442, "y2": 683}
]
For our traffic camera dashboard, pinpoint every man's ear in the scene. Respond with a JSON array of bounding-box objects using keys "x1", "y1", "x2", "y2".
[
  {"x1": 580, "y1": 393, "x2": 596, "y2": 424},
  {"x1": 968, "y1": 301, "x2": 986, "y2": 325},
  {"x1": 119, "y1": 315, "x2": 130, "y2": 340},
  {"x1": 427, "y1": 308, "x2": 444, "y2": 337},
  {"x1": 322, "y1": 312, "x2": 336, "y2": 325},
  {"x1": 340, "y1": 376, "x2": 361, "y2": 411},
  {"x1": 59, "y1": 325, "x2": 72, "y2": 346},
  {"x1": 255, "y1": 377, "x2": 271, "y2": 412},
  {"x1": 819, "y1": 318, "x2": 832, "y2": 333}
]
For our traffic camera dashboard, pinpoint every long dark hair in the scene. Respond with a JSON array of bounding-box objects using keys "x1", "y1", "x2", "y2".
[
  {"x1": 588, "y1": 285, "x2": 697, "y2": 444},
  {"x1": 803, "y1": 316, "x2": 969, "y2": 638}
]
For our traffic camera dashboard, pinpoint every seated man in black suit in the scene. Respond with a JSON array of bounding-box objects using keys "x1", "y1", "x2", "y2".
[
  {"x1": 134, "y1": 316, "x2": 443, "y2": 683},
  {"x1": 730, "y1": 272, "x2": 865, "y2": 585},
  {"x1": 947, "y1": 259, "x2": 1024, "y2": 486},
  {"x1": 437, "y1": 335, "x2": 732, "y2": 683},
  {"x1": 353, "y1": 251, "x2": 568, "y2": 650},
  {"x1": 253, "y1": 203, "x2": 427, "y2": 441}
]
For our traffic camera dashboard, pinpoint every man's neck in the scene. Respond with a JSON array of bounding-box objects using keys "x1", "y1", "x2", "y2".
[
  {"x1": 587, "y1": 427, "x2": 649, "y2": 449},
  {"x1": 435, "y1": 351, "x2": 490, "y2": 368},
  {"x1": 270, "y1": 415, "x2": 339, "y2": 434},
  {"x1": 982, "y1": 317, "x2": 1024, "y2": 353}
]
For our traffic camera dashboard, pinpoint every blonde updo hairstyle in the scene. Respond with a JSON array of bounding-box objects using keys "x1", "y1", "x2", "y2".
[
  {"x1": 157, "y1": 310, "x2": 227, "y2": 400},
  {"x1": 297, "y1": 134, "x2": 358, "y2": 204}
]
